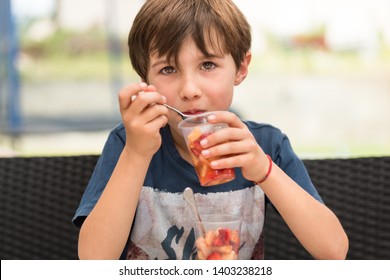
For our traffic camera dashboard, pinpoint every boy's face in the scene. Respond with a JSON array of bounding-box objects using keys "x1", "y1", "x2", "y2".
[{"x1": 146, "y1": 37, "x2": 250, "y2": 131}]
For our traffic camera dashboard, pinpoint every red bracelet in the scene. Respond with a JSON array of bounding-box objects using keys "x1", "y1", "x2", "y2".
[{"x1": 255, "y1": 154, "x2": 273, "y2": 185}]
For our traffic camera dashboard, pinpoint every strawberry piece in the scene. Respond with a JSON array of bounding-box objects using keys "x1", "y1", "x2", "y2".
[
  {"x1": 190, "y1": 146, "x2": 201, "y2": 157},
  {"x1": 189, "y1": 140, "x2": 202, "y2": 157},
  {"x1": 189, "y1": 132, "x2": 212, "y2": 157},
  {"x1": 188, "y1": 130, "x2": 236, "y2": 186},
  {"x1": 206, "y1": 252, "x2": 222, "y2": 260},
  {"x1": 218, "y1": 228, "x2": 231, "y2": 245},
  {"x1": 212, "y1": 237, "x2": 224, "y2": 246},
  {"x1": 212, "y1": 228, "x2": 231, "y2": 246}
]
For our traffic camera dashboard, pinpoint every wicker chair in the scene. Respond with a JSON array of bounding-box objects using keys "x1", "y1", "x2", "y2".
[
  {"x1": 1, "y1": 155, "x2": 389, "y2": 259},
  {"x1": 264, "y1": 156, "x2": 390, "y2": 259},
  {"x1": 0, "y1": 155, "x2": 99, "y2": 260}
]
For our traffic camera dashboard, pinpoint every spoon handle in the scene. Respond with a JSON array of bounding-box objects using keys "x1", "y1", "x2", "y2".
[
  {"x1": 164, "y1": 104, "x2": 187, "y2": 120},
  {"x1": 183, "y1": 188, "x2": 206, "y2": 236},
  {"x1": 132, "y1": 94, "x2": 187, "y2": 120}
]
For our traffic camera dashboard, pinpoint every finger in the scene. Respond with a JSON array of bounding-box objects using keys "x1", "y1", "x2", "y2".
[
  {"x1": 118, "y1": 83, "x2": 147, "y2": 111},
  {"x1": 202, "y1": 140, "x2": 243, "y2": 157},
  {"x1": 143, "y1": 84, "x2": 157, "y2": 93},
  {"x1": 141, "y1": 102, "x2": 169, "y2": 124},
  {"x1": 132, "y1": 91, "x2": 167, "y2": 114},
  {"x1": 132, "y1": 85, "x2": 167, "y2": 107},
  {"x1": 201, "y1": 127, "x2": 251, "y2": 148},
  {"x1": 207, "y1": 111, "x2": 246, "y2": 129},
  {"x1": 209, "y1": 153, "x2": 245, "y2": 169},
  {"x1": 209, "y1": 149, "x2": 262, "y2": 170},
  {"x1": 211, "y1": 156, "x2": 237, "y2": 169},
  {"x1": 146, "y1": 113, "x2": 169, "y2": 131}
]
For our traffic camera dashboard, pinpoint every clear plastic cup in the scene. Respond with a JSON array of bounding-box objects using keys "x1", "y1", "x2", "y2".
[
  {"x1": 178, "y1": 112, "x2": 236, "y2": 186},
  {"x1": 195, "y1": 214, "x2": 242, "y2": 260}
]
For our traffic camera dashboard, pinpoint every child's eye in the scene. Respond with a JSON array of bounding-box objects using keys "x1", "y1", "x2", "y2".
[
  {"x1": 201, "y1": 61, "x2": 216, "y2": 71},
  {"x1": 160, "y1": 66, "x2": 176, "y2": 75}
]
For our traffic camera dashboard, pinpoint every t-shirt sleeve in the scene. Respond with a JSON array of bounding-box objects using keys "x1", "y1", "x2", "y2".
[
  {"x1": 273, "y1": 133, "x2": 323, "y2": 203},
  {"x1": 72, "y1": 125, "x2": 126, "y2": 228},
  {"x1": 247, "y1": 122, "x2": 323, "y2": 203}
]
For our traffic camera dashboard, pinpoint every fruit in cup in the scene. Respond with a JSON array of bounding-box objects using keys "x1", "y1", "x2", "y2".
[
  {"x1": 195, "y1": 228, "x2": 240, "y2": 260},
  {"x1": 187, "y1": 127, "x2": 235, "y2": 186}
]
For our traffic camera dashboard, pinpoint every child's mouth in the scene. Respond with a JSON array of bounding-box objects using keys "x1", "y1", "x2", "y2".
[{"x1": 183, "y1": 110, "x2": 205, "y2": 116}]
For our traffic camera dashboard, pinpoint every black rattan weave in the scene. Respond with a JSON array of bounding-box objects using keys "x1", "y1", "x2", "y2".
[
  {"x1": 264, "y1": 156, "x2": 390, "y2": 260},
  {"x1": 1, "y1": 155, "x2": 389, "y2": 259},
  {"x1": 0, "y1": 155, "x2": 99, "y2": 259}
]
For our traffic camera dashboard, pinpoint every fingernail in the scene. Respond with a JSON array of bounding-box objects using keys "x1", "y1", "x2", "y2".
[
  {"x1": 139, "y1": 82, "x2": 147, "y2": 88},
  {"x1": 201, "y1": 149, "x2": 210, "y2": 156},
  {"x1": 200, "y1": 139, "x2": 208, "y2": 147},
  {"x1": 207, "y1": 114, "x2": 216, "y2": 121}
]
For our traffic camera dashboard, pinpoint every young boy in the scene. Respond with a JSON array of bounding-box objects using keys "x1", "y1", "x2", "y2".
[{"x1": 73, "y1": 0, "x2": 348, "y2": 260}]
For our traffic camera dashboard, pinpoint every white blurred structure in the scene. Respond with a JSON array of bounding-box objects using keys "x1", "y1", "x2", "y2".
[
  {"x1": 14, "y1": 0, "x2": 390, "y2": 50},
  {"x1": 56, "y1": 0, "x2": 143, "y2": 35},
  {"x1": 8, "y1": 0, "x2": 390, "y2": 157}
]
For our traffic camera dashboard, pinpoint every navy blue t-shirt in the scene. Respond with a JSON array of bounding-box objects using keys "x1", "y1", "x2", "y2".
[{"x1": 73, "y1": 121, "x2": 322, "y2": 259}]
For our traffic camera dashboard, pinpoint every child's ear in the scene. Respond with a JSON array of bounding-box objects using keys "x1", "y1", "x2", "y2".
[{"x1": 234, "y1": 51, "x2": 251, "y2": 86}]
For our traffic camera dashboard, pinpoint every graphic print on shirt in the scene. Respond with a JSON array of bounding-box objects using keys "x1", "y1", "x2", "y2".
[{"x1": 125, "y1": 185, "x2": 265, "y2": 260}]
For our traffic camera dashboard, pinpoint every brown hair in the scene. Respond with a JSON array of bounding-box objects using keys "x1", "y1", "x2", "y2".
[{"x1": 128, "y1": 0, "x2": 251, "y2": 81}]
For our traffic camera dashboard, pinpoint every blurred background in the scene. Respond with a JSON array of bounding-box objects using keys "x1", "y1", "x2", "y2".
[{"x1": 1, "y1": 0, "x2": 389, "y2": 158}]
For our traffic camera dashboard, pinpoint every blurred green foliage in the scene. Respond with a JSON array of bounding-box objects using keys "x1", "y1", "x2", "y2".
[
  {"x1": 18, "y1": 28, "x2": 390, "y2": 82},
  {"x1": 251, "y1": 31, "x2": 390, "y2": 75},
  {"x1": 19, "y1": 28, "x2": 135, "y2": 82}
]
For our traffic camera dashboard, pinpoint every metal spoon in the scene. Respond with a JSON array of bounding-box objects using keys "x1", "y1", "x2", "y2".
[
  {"x1": 183, "y1": 187, "x2": 206, "y2": 236},
  {"x1": 132, "y1": 93, "x2": 189, "y2": 120},
  {"x1": 163, "y1": 104, "x2": 189, "y2": 120}
]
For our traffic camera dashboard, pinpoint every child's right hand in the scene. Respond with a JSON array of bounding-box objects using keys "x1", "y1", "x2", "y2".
[{"x1": 118, "y1": 82, "x2": 168, "y2": 157}]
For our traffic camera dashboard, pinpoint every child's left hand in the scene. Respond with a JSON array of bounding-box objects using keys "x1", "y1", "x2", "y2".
[{"x1": 199, "y1": 111, "x2": 270, "y2": 183}]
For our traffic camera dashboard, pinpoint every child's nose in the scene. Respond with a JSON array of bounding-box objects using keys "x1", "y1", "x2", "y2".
[{"x1": 179, "y1": 77, "x2": 202, "y2": 100}]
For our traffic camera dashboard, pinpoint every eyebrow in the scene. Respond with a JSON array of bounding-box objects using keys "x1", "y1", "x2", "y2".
[
  {"x1": 151, "y1": 59, "x2": 169, "y2": 68},
  {"x1": 150, "y1": 51, "x2": 225, "y2": 69}
]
